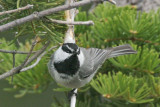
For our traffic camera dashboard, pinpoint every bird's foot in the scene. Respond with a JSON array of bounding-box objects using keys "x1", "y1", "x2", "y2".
[{"x1": 68, "y1": 88, "x2": 77, "y2": 101}]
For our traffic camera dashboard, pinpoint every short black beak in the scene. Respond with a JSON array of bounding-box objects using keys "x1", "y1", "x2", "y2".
[{"x1": 73, "y1": 51, "x2": 77, "y2": 55}]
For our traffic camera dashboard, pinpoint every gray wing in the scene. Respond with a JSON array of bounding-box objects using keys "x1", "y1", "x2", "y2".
[
  {"x1": 79, "y1": 47, "x2": 111, "y2": 79},
  {"x1": 79, "y1": 44, "x2": 136, "y2": 79}
]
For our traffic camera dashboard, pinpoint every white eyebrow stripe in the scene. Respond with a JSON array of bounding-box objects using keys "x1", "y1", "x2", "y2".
[{"x1": 66, "y1": 45, "x2": 73, "y2": 51}]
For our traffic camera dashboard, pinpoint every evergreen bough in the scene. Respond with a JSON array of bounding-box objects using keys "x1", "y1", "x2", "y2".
[{"x1": 0, "y1": 1, "x2": 160, "y2": 107}]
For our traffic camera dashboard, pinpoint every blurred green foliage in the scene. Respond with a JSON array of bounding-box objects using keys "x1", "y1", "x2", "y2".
[{"x1": 0, "y1": 38, "x2": 52, "y2": 98}]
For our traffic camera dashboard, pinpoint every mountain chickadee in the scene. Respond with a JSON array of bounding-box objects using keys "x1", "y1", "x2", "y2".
[{"x1": 48, "y1": 43, "x2": 136, "y2": 88}]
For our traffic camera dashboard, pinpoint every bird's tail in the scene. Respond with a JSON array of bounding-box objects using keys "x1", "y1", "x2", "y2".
[{"x1": 108, "y1": 44, "x2": 137, "y2": 58}]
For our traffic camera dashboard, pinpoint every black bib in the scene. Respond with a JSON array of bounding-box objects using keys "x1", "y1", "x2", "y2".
[{"x1": 54, "y1": 54, "x2": 80, "y2": 76}]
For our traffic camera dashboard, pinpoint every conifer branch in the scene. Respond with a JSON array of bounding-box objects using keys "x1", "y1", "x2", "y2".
[
  {"x1": 0, "y1": 41, "x2": 50, "y2": 80},
  {"x1": 21, "y1": 45, "x2": 57, "y2": 72},
  {"x1": 0, "y1": 40, "x2": 37, "y2": 80},
  {"x1": 0, "y1": 0, "x2": 106, "y2": 32},
  {"x1": 20, "y1": 52, "x2": 46, "y2": 72}
]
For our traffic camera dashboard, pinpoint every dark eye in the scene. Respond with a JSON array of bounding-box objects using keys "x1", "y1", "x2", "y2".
[
  {"x1": 66, "y1": 50, "x2": 71, "y2": 53},
  {"x1": 62, "y1": 44, "x2": 72, "y2": 53},
  {"x1": 77, "y1": 48, "x2": 80, "y2": 54}
]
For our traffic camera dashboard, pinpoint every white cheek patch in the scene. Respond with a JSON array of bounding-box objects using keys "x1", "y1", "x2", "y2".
[
  {"x1": 54, "y1": 47, "x2": 71, "y2": 62},
  {"x1": 78, "y1": 50, "x2": 85, "y2": 66}
]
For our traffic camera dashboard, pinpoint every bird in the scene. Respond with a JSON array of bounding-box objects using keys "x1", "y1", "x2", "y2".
[{"x1": 48, "y1": 43, "x2": 136, "y2": 89}]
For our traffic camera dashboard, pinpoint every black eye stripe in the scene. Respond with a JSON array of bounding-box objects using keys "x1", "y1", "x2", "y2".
[
  {"x1": 62, "y1": 45, "x2": 72, "y2": 53},
  {"x1": 66, "y1": 43, "x2": 78, "y2": 50}
]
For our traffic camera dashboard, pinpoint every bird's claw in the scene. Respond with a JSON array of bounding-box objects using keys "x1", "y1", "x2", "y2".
[{"x1": 68, "y1": 88, "x2": 78, "y2": 101}]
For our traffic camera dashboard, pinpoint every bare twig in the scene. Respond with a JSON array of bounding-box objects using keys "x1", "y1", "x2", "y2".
[
  {"x1": 23, "y1": 41, "x2": 50, "y2": 67},
  {"x1": 47, "y1": 19, "x2": 94, "y2": 25},
  {"x1": 12, "y1": 52, "x2": 16, "y2": 67},
  {"x1": 21, "y1": 45, "x2": 57, "y2": 72},
  {"x1": 48, "y1": 46, "x2": 58, "y2": 51},
  {"x1": 0, "y1": 49, "x2": 37, "y2": 54},
  {"x1": 0, "y1": 0, "x2": 104, "y2": 32},
  {"x1": 11, "y1": 51, "x2": 16, "y2": 82},
  {"x1": 20, "y1": 51, "x2": 46, "y2": 72},
  {"x1": 16, "y1": 39, "x2": 38, "y2": 72},
  {"x1": 0, "y1": 4, "x2": 34, "y2": 16}
]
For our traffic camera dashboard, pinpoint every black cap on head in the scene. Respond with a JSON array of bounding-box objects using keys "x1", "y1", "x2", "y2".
[{"x1": 62, "y1": 43, "x2": 80, "y2": 54}]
